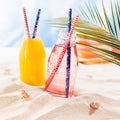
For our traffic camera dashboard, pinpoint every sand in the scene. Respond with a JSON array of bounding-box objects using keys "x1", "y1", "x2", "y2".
[{"x1": 0, "y1": 47, "x2": 120, "y2": 120}]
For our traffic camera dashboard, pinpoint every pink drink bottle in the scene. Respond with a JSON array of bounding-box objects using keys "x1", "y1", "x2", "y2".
[{"x1": 45, "y1": 29, "x2": 78, "y2": 97}]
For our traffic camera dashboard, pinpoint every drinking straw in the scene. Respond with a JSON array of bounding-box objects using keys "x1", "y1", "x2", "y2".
[
  {"x1": 32, "y1": 9, "x2": 41, "y2": 38},
  {"x1": 68, "y1": 8, "x2": 72, "y2": 32},
  {"x1": 66, "y1": 8, "x2": 72, "y2": 98},
  {"x1": 45, "y1": 15, "x2": 79, "y2": 91},
  {"x1": 23, "y1": 8, "x2": 30, "y2": 38}
]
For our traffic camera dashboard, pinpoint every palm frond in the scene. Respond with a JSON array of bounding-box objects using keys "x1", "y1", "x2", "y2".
[
  {"x1": 76, "y1": 42, "x2": 120, "y2": 66},
  {"x1": 77, "y1": 0, "x2": 120, "y2": 39},
  {"x1": 102, "y1": 0, "x2": 115, "y2": 36},
  {"x1": 48, "y1": 18, "x2": 120, "y2": 48},
  {"x1": 46, "y1": 0, "x2": 120, "y2": 66},
  {"x1": 85, "y1": 1, "x2": 98, "y2": 23}
]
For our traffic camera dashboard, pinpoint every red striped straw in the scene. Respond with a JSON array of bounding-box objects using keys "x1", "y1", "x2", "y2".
[
  {"x1": 23, "y1": 8, "x2": 30, "y2": 38},
  {"x1": 45, "y1": 15, "x2": 79, "y2": 90}
]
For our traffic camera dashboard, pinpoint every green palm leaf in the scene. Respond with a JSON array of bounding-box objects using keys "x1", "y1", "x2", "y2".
[
  {"x1": 102, "y1": 0, "x2": 115, "y2": 36},
  {"x1": 77, "y1": 0, "x2": 120, "y2": 38},
  {"x1": 76, "y1": 42, "x2": 120, "y2": 66},
  {"x1": 48, "y1": 18, "x2": 120, "y2": 49},
  {"x1": 46, "y1": 0, "x2": 120, "y2": 66}
]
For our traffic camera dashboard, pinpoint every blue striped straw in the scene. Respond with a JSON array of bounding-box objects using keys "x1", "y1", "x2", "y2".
[
  {"x1": 66, "y1": 8, "x2": 72, "y2": 98},
  {"x1": 32, "y1": 9, "x2": 41, "y2": 38},
  {"x1": 45, "y1": 15, "x2": 79, "y2": 91}
]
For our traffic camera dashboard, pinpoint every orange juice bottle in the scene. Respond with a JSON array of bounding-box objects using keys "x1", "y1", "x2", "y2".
[{"x1": 19, "y1": 36, "x2": 46, "y2": 86}]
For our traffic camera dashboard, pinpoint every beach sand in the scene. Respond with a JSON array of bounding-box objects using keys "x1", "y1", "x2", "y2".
[{"x1": 0, "y1": 48, "x2": 120, "y2": 120}]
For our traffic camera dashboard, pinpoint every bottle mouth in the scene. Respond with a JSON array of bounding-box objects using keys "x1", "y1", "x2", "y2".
[{"x1": 24, "y1": 26, "x2": 40, "y2": 39}]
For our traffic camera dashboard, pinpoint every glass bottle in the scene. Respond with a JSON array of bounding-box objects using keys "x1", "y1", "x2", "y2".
[
  {"x1": 45, "y1": 29, "x2": 78, "y2": 97},
  {"x1": 19, "y1": 27, "x2": 46, "y2": 86}
]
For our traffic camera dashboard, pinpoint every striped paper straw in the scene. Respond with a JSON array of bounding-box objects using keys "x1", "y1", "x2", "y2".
[
  {"x1": 23, "y1": 8, "x2": 30, "y2": 38},
  {"x1": 32, "y1": 9, "x2": 41, "y2": 38},
  {"x1": 66, "y1": 8, "x2": 72, "y2": 98},
  {"x1": 45, "y1": 15, "x2": 79, "y2": 90}
]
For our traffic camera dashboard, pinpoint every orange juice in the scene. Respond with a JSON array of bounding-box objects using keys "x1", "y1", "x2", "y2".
[{"x1": 19, "y1": 37, "x2": 46, "y2": 86}]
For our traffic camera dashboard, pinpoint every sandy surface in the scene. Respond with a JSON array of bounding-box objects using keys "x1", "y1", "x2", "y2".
[{"x1": 0, "y1": 47, "x2": 120, "y2": 120}]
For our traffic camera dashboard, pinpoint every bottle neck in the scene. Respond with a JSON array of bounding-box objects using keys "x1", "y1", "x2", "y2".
[
  {"x1": 56, "y1": 29, "x2": 76, "y2": 46},
  {"x1": 24, "y1": 26, "x2": 40, "y2": 39}
]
